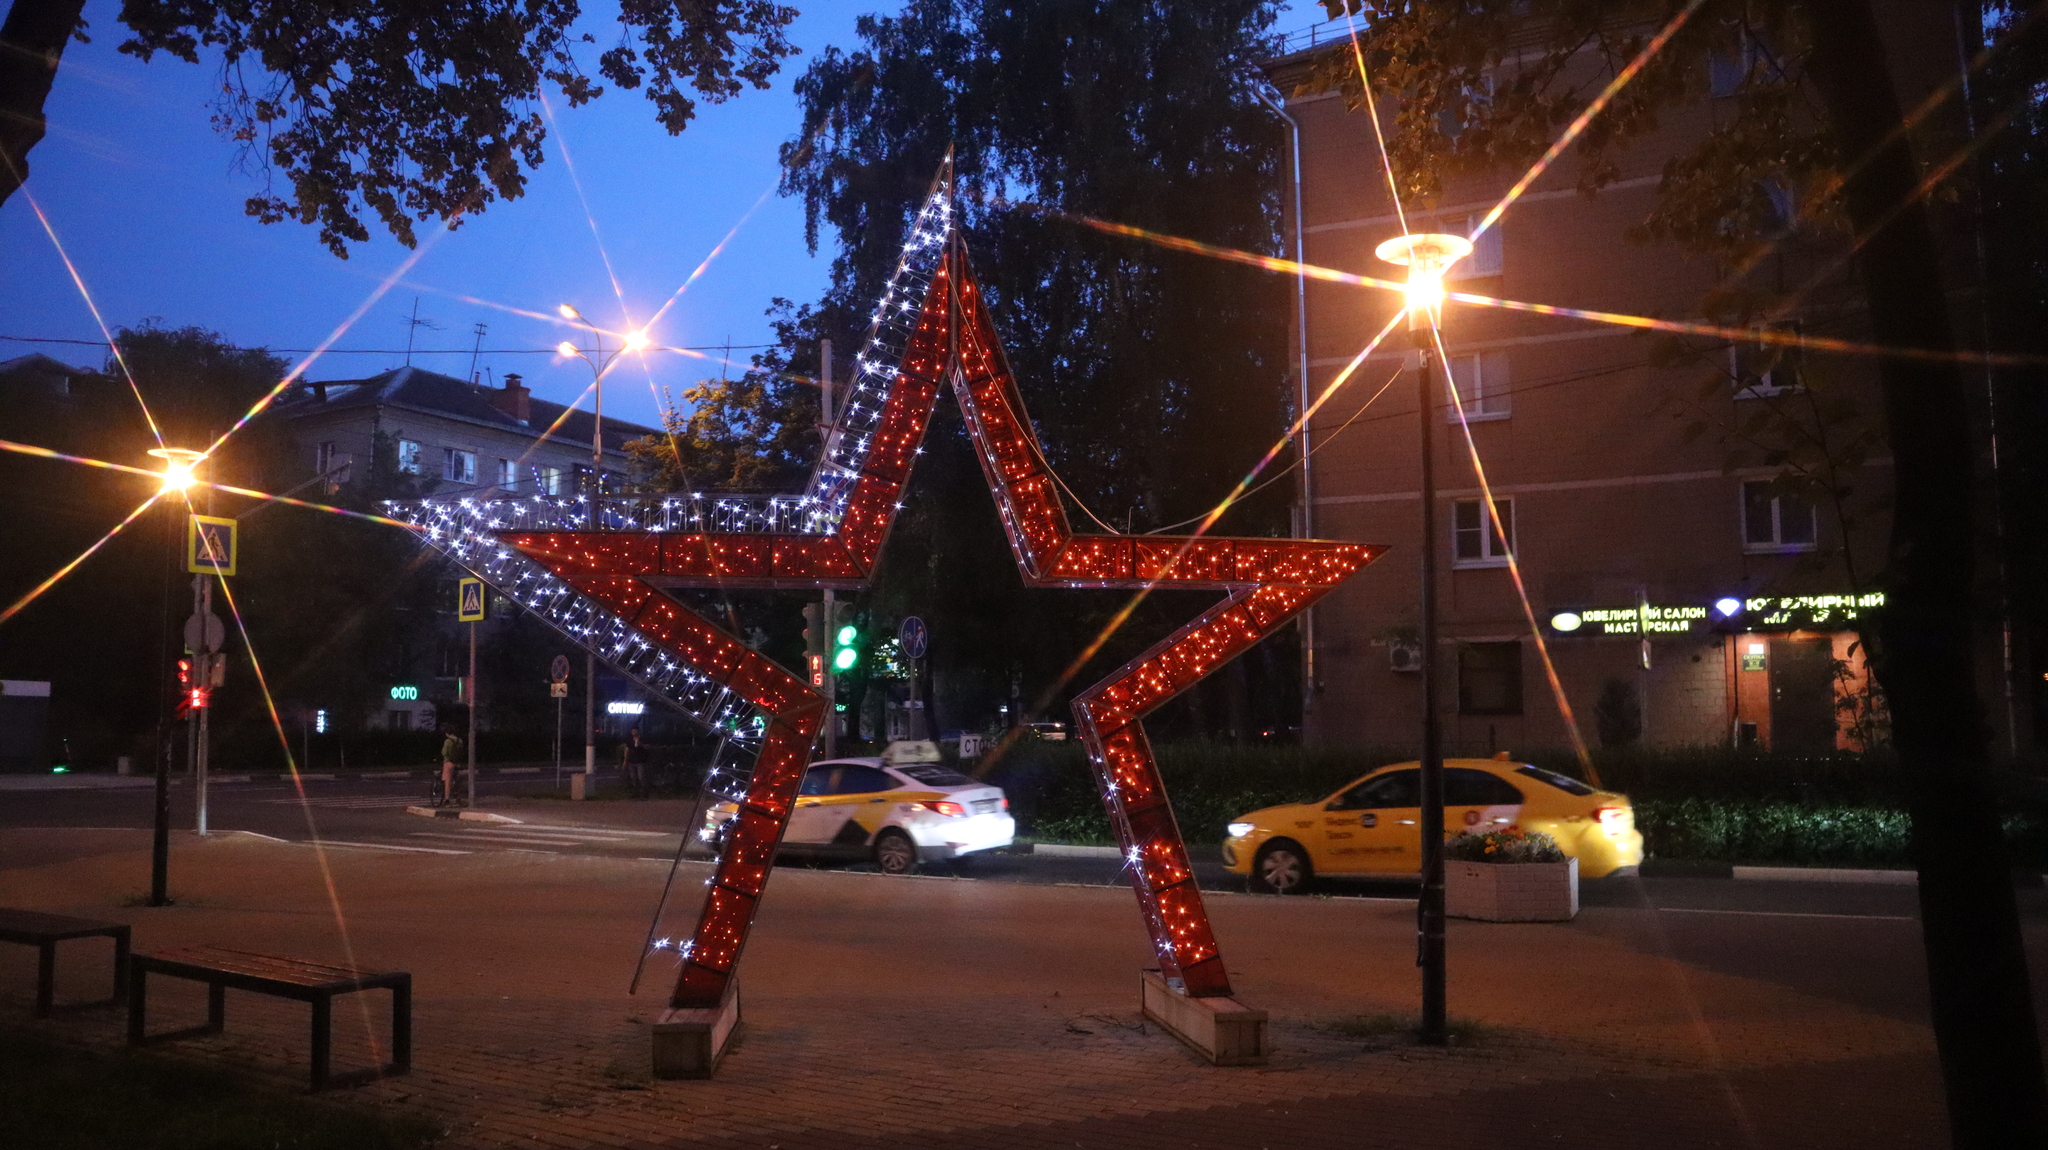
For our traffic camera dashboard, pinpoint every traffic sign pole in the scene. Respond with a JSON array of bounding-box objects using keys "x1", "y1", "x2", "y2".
[{"x1": 822, "y1": 590, "x2": 837, "y2": 758}]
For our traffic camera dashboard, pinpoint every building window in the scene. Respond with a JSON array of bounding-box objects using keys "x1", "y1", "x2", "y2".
[
  {"x1": 397, "y1": 438, "x2": 421, "y2": 474},
  {"x1": 388, "y1": 709, "x2": 411, "y2": 731},
  {"x1": 1452, "y1": 497, "x2": 1514, "y2": 567},
  {"x1": 539, "y1": 465, "x2": 565, "y2": 496},
  {"x1": 1742, "y1": 480, "x2": 1817, "y2": 553},
  {"x1": 1446, "y1": 351, "x2": 1511, "y2": 421},
  {"x1": 1731, "y1": 322, "x2": 1802, "y2": 398},
  {"x1": 443, "y1": 448, "x2": 477, "y2": 484},
  {"x1": 1459, "y1": 642, "x2": 1524, "y2": 716},
  {"x1": 496, "y1": 458, "x2": 516, "y2": 490},
  {"x1": 1444, "y1": 213, "x2": 1503, "y2": 279}
]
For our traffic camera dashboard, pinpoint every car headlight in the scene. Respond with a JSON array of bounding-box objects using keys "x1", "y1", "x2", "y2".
[{"x1": 1227, "y1": 822, "x2": 1255, "y2": 839}]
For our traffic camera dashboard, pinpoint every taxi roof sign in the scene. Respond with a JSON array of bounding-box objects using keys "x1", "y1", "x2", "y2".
[{"x1": 880, "y1": 740, "x2": 942, "y2": 765}]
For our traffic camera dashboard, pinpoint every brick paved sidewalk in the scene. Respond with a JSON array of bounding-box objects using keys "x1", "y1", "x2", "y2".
[{"x1": 0, "y1": 829, "x2": 1958, "y2": 1148}]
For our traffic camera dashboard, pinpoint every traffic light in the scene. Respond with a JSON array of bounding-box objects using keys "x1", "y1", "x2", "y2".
[
  {"x1": 802, "y1": 602, "x2": 827, "y2": 658},
  {"x1": 831, "y1": 602, "x2": 860, "y2": 672},
  {"x1": 174, "y1": 656, "x2": 210, "y2": 714}
]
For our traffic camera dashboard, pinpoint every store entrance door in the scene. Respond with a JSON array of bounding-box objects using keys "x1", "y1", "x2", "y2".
[{"x1": 1770, "y1": 637, "x2": 1837, "y2": 754}]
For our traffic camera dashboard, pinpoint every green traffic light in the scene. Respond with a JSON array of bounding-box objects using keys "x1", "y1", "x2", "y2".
[
  {"x1": 835, "y1": 624, "x2": 857, "y2": 647},
  {"x1": 833, "y1": 647, "x2": 858, "y2": 671}
]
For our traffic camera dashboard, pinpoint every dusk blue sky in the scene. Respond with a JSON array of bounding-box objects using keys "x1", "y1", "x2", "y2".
[{"x1": 1, "y1": 1, "x2": 1330, "y2": 432}]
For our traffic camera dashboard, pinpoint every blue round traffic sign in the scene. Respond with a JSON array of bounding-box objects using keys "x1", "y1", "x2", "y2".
[{"x1": 899, "y1": 616, "x2": 928, "y2": 660}]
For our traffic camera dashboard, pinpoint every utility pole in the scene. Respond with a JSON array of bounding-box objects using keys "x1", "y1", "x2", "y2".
[
  {"x1": 466, "y1": 615, "x2": 478, "y2": 808},
  {"x1": 194, "y1": 476, "x2": 217, "y2": 837},
  {"x1": 820, "y1": 337, "x2": 837, "y2": 758},
  {"x1": 468, "y1": 321, "x2": 489, "y2": 383},
  {"x1": 1413, "y1": 332, "x2": 1446, "y2": 1046}
]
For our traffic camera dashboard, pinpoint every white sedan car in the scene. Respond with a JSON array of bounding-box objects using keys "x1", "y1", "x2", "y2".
[{"x1": 701, "y1": 743, "x2": 1014, "y2": 874}]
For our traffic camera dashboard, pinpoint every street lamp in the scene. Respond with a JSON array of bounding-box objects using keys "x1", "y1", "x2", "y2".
[
  {"x1": 149, "y1": 447, "x2": 204, "y2": 495},
  {"x1": 145, "y1": 446, "x2": 211, "y2": 905},
  {"x1": 556, "y1": 305, "x2": 651, "y2": 781},
  {"x1": 1375, "y1": 231, "x2": 1471, "y2": 1048}
]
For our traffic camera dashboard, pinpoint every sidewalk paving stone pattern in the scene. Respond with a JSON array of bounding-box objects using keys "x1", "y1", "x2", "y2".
[{"x1": 0, "y1": 828, "x2": 1987, "y2": 1149}]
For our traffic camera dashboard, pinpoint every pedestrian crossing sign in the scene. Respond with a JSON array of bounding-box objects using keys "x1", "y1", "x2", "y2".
[
  {"x1": 186, "y1": 514, "x2": 237, "y2": 576},
  {"x1": 458, "y1": 577, "x2": 487, "y2": 623}
]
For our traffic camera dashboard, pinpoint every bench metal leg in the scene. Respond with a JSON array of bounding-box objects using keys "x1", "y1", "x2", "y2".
[
  {"x1": 390, "y1": 978, "x2": 411, "y2": 1073},
  {"x1": 112, "y1": 930, "x2": 130, "y2": 998},
  {"x1": 35, "y1": 942, "x2": 54, "y2": 1018},
  {"x1": 310, "y1": 994, "x2": 332, "y2": 1091},
  {"x1": 127, "y1": 965, "x2": 147, "y2": 1045}
]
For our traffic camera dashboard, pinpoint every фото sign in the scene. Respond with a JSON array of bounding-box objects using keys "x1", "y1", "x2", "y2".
[{"x1": 389, "y1": 684, "x2": 419, "y2": 701}]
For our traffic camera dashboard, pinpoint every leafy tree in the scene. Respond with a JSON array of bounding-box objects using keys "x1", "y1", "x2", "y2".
[
  {"x1": 0, "y1": 0, "x2": 799, "y2": 253},
  {"x1": 774, "y1": 0, "x2": 1298, "y2": 739},
  {"x1": 1306, "y1": 1, "x2": 2045, "y2": 1139},
  {"x1": 624, "y1": 298, "x2": 831, "y2": 492}
]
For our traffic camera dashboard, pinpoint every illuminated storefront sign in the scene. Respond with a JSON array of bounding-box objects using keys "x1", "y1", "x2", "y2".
[
  {"x1": 1546, "y1": 604, "x2": 1708, "y2": 636},
  {"x1": 389, "y1": 684, "x2": 419, "y2": 701},
  {"x1": 1546, "y1": 592, "x2": 1884, "y2": 637},
  {"x1": 607, "y1": 701, "x2": 646, "y2": 716}
]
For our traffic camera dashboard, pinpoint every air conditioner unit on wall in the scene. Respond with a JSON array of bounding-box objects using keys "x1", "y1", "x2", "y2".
[{"x1": 1389, "y1": 642, "x2": 1423, "y2": 673}]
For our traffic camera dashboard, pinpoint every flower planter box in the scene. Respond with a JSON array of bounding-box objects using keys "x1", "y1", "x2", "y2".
[{"x1": 1446, "y1": 856, "x2": 1579, "y2": 922}]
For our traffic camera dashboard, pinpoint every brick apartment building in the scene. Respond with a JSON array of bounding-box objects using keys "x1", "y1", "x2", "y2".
[
  {"x1": 274, "y1": 367, "x2": 660, "y2": 730},
  {"x1": 1260, "y1": 10, "x2": 1985, "y2": 756}
]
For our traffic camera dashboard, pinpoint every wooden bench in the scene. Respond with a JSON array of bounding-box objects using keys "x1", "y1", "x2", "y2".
[
  {"x1": 0, "y1": 908, "x2": 129, "y2": 1018},
  {"x1": 128, "y1": 945, "x2": 410, "y2": 1091}
]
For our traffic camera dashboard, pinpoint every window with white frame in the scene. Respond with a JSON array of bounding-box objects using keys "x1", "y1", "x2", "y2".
[
  {"x1": 1446, "y1": 351, "x2": 1511, "y2": 421},
  {"x1": 539, "y1": 465, "x2": 565, "y2": 496},
  {"x1": 1731, "y1": 321, "x2": 1803, "y2": 399},
  {"x1": 443, "y1": 448, "x2": 477, "y2": 484},
  {"x1": 496, "y1": 458, "x2": 516, "y2": 490},
  {"x1": 1741, "y1": 480, "x2": 1817, "y2": 553},
  {"x1": 1446, "y1": 213, "x2": 1503, "y2": 278},
  {"x1": 397, "y1": 438, "x2": 421, "y2": 474},
  {"x1": 1452, "y1": 497, "x2": 1515, "y2": 567}
]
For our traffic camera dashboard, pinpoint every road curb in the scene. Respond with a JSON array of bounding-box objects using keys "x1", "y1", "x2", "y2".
[
  {"x1": 1029, "y1": 843, "x2": 1122, "y2": 859},
  {"x1": 405, "y1": 806, "x2": 523, "y2": 824}
]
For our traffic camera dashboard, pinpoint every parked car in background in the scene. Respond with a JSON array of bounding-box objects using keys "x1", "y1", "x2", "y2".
[
  {"x1": 701, "y1": 741, "x2": 1014, "y2": 874},
  {"x1": 1222, "y1": 757, "x2": 1642, "y2": 893}
]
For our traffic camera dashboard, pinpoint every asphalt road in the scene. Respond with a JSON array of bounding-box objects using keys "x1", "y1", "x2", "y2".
[
  {"x1": 0, "y1": 769, "x2": 2009, "y2": 920},
  {"x1": 9, "y1": 769, "x2": 2048, "y2": 1031}
]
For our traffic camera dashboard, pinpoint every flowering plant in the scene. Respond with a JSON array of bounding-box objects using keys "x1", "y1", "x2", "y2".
[{"x1": 1444, "y1": 825, "x2": 1566, "y2": 864}]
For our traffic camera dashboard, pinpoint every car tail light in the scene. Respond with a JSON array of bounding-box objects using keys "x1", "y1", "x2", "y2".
[
  {"x1": 999, "y1": 796, "x2": 1010, "y2": 810},
  {"x1": 918, "y1": 800, "x2": 967, "y2": 818},
  {"x1": 1595, "y1": 806, "x2": 1630, "y2": 835}
]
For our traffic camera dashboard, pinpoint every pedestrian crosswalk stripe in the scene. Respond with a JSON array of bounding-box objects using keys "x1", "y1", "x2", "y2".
[{"x1": 260, "y1": 796, "x2": 419, "y2": 809}]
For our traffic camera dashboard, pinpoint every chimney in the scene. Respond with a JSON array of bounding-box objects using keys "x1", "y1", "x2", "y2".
[
  {"x1": 312, "y1": 381, "x2": 328, "y2": 402},
  {"x1": 491, "y1": 372, "x2": 531, "y2": 424}
]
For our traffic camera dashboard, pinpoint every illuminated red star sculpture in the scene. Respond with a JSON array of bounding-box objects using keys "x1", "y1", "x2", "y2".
[{"x1": 498, "y1": 172, "x2": 1383, "y2": 1010}]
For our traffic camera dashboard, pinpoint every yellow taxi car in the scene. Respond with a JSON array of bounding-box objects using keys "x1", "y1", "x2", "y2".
[{"x1": 1222, "y1": 757, "x2": 1642, "y2": 892}]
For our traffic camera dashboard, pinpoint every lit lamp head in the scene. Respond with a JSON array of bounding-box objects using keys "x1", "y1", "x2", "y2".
[
  {"x1": 622, "y1": 329, "x2": 650, "y2": 353},
  {"x1": 557, "y1": 303, "x2": 582, "y2": 321},
  {"x1": 1374, "y1": 232, "x2": 1473, "y2": 331},
  {"x1": 556, "y1": 340, "x2": 579, "y2": 359},
  {"x1": 147, "y1": 447, "x2": 206, "y2": 495}
]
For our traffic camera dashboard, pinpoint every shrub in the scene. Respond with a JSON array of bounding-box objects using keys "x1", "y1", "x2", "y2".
[{"x1": 1445, "y1": 826, "x2": 1566, "y2": 864}]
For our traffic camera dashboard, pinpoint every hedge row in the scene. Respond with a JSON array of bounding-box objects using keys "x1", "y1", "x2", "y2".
[{"x1": 976, "y1": 740, "x2": 2048, "y2": 867}]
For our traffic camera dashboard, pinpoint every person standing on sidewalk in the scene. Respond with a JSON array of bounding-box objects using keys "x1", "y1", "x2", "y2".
[
  {"x1": 622, "y1": 727, "x2": 649, "y2": 799},
  {"x1": 440, "y1": 726, "x2": 463, "y2": 807}
]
